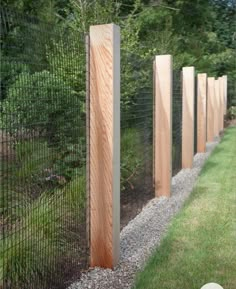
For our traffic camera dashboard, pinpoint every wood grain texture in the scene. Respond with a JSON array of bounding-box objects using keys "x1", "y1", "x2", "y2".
[
  {"x1": 154, "y1": 55, "x2": 172, "y2": 198},
  {"x1": 207, "y1": 77, "x2": 215, "y2": 142},
  {"x1": 197, "y1": 73, "x2": 207, "y2": 152},
  {"x1": 89, "y1": 24, "x2": 120, "y2": 268},
  {"x1": 214, "y1": 79, "x2": 220, "y2": 137},
  {"x1": 223, "y1": 75, "x2": 227, "y2": 115},
  {"x1": 182, "y1": 67, "x2": 195, "y2": 168},
  {"x1": 219, "y1": 77, "x2": 224, "y2": 131}
]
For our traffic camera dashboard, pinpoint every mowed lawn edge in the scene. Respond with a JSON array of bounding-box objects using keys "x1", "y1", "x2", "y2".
[{"x1": 133, "y1": 126, "x2": 236, "y2": 289}]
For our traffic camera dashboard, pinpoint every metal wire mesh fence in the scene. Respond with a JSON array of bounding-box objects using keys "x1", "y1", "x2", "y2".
[
  {"x1": 228, "y1": 78, "x2": 236, "y2": 107},
  {"x1": 120, "y1": 49, "x2": 154, "y2": 229},
  {"x1": 172, "y1": 71, "x2": 182, "y2": 176},
  {"x1": 0, "y1": 8, "x2": 88, "y2": 289},
  {"x1": 1, "y1": 6, "x2": 222, "y2": 286}
]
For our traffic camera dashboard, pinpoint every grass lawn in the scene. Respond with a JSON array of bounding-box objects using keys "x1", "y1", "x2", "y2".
[{"x1": 133, "y1": 126, "x2": 236, "y2": 289}]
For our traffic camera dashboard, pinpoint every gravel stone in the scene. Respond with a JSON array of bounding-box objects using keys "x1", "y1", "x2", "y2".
[{"x1": 69, "y1": 140, "x2": 219, "y2": 289}]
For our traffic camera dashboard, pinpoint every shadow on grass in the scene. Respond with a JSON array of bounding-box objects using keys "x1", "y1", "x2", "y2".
[
  {"x1": 201, "y1": 129, "x2": 235, "y2": 174},
  {"x1": 199, "y1": 159, "x2": 220, "y2": 176}
]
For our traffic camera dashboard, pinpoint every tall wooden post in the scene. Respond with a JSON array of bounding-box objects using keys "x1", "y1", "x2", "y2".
[
  {"x1": 89, "y1": 24, "x2": 120, "y2": 268},
  {"x1": 214, "y1": 79, "x2": 220, "y2": 137},
  {"x1": 197, "y1": 73, "x2": 207, "y2": 153},
  {"x1": 182, "y1": 67, "x2": 195, "y2": 168},
  {"x1": 219, "y1": 77, "x2": 224, "y2": 131},
  {"x1": 207, "y1": 77, "x2": 215, "y2": 142},
  {"x1": 223, "y1": 75, "x2": 228, "y2": 115},
  {"x1": 154, "y1": 55, "x2": 172, "y2": 198}
]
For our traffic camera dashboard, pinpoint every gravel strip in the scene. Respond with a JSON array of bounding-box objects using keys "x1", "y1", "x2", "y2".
[{"x1": 69, "y1": 140, "x2": 219, "y2": 289}]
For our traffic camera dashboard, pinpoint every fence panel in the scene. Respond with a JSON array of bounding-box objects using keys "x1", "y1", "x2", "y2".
[
  {"x1": 120, "y1": 49, "x2": 154, "y2": 229},
  {"x1": 172, "y1": 71, "x2": 182, "y2": 176},
  {"x1": 0, "y1": 8, "x2": 88, "y2": 289}
]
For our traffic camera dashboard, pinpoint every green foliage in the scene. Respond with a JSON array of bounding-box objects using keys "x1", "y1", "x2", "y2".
[
  {"x1": 0, "y1": 136, "x2": 86, "y2": 221},
  {"x1": 15, "y1": 140, "x2": 53, "y2": 181},
  {"x1": 212, "y1": 0, "x2": 236, "y2": 49},
  {"x1": 201, "y1": 48, "x2": 236, "y2": 77},
  {"x1": 46, "y1": 31, "x2": 86, "y2": 99},
  {"x1": 1, "y1": 0, "x2": 58, "y2": 23},
  {"x1": 0, "y1": 172, "x2": 86, "y2": 288},
  {"x1": 0, "y1": 54, "x2": 29, "y2": 100},
  {"x1": 1, "y1": 70, "x2": 82, "y2": 146},
  {"x1": 226, "y1": 106, "x2": 236, "y2": 120},
  {"x1": 62, "y1": 0, "x2": 120, "y2": 33},
  {"x1": 135, "y1": 0, "x2": 235, "y2": 82},
  {"x1": 121, "y1": 128, "x2": 145, "y2": 190},
  {"x1": 0, "y1": 140, "x2": 53, "y2": 222}
]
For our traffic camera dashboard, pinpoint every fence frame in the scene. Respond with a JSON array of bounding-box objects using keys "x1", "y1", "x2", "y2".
[{"x1": 89, "y1": 23, "x2": 120, "y2": 268}]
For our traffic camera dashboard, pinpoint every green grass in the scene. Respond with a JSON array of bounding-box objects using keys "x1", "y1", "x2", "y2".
[
  {"x1": 133, "y1": 127, "x2": 236, "y2": 289},
  {"x1": 0, "y1": 140, "x2": 55, "y2": 218},
  {"x1": 0, "y1": 137, "x2": 86, "y2": 288},
  {"x1": 0, "y1": 172, "x2": 86, "y2": 288}
]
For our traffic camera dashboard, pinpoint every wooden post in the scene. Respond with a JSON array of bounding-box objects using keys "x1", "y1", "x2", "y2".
[
  {"x1": 214, "y1": 79, "x2": 220, "y2": 137},
  {"x1": 182, "y1": 67, "x2": 195, "y2": 168},
  {"x1": 197, "y1": 73, "x2": 207, "y2": 152},
  {"x1": 207, "y1": 77, "x2": 215, "y2": 142},
  {"x1": 154, "y1": 55, "x2": 172, "y2": 198},
  {"x1": 89, "y1": 24, "x2": 120, "y2": 268},
  {"x1": 219, "y1": 77, "x2": 224, "y2": 131},
  {"x1": 223, "y1": 75, "x2": 228, "y2": 115}
]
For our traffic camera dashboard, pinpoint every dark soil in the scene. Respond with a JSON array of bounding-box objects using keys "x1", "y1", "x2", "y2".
[
  {"x1": 120, "y1": 175, "x2": 154, "y2": 230},
  {"x1": 224, "y1": 118, "x2": 236, "y2": 128}
]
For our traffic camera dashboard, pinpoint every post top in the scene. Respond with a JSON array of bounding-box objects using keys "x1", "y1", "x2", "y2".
[
  {"x1": 182, "y1": 66, "x2": 195, "y2": 73},
  {"x1": 90, "y1": 23, "x2": 120, "y2": 33},
  {"x1": 155, "y1": 54, "x2": 172, "y2": 58},
  {"x1": 155, "y1": 54, "x2": 172, "y2": 63}
]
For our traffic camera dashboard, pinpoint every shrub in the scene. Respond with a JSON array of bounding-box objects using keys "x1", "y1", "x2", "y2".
[
  {"x1": 1, "y1": 70, "x2": 83, "y2": 147},
  {"x1": 121, "y1": 128, "x2": 145, "y2": 191},
  {"x1": 0, "y1": 53, "x2": 29, "y2": 101},
  {"x1": 226, "y1": 106, "x2": 236, "y2": 120}
]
